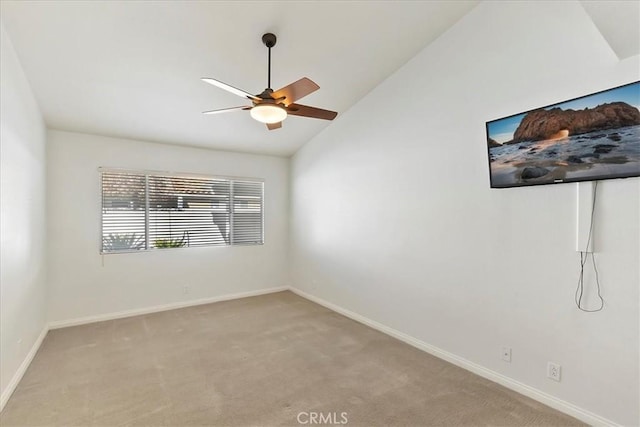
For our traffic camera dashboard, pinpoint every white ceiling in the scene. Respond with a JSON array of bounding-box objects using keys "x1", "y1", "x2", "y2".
[
  {"x1": 2, "y1": 1, "x2": 638, "y2": 157},
  {"x1": 0, "y1": 0, "x2": 478, "y2": 157},
  {"x1": 580, "y1": 0, "x2": 640, "y2": 60}
]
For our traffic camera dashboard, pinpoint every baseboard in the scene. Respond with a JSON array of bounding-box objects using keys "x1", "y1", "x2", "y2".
[
  {"x1": 288, "y1": 287, "x2": 618, "y2": 427},
  {"x1": 0, "y1": 325, "x2": 48, "y2": 412},
  {"x1": 49, "y1": 286, "x2": 288, "y2": 329}
]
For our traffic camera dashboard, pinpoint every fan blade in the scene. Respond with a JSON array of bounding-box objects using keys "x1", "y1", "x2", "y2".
[
  {"x1": 272, "y1": 77, "x2": 320, "y2": 106},
  {"x1": 202, "y1": 106, "x2": 251, "y2": 115},
  {"x1": 201, "y1": 78, "x2": 261, "y2": 101},
  {"x1": 286, "y1": 103, "x2": 337, "y2": 120},
  {"x1": 266, "y1": 121, "x2": 282, "y2": 130}
]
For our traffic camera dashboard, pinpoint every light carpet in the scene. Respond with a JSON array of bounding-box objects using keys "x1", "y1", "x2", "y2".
[{"x1": 0, "y1": 291, "x2": 583, "y2": 426}]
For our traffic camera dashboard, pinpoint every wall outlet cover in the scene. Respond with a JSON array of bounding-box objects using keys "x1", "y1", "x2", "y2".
[
  {"x1": 501, "y1": 346, "x2": 512, "y2": 362},
  {"x1": 547, "y1": 362, "x2": 561, "y2": 382}
]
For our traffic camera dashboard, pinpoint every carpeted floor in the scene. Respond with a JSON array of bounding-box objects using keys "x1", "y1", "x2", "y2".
[{"x1": 0, "y1": 291, "x2": 582, "y2": 426}]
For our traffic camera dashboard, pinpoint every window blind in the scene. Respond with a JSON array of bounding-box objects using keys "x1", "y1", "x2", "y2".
[
  {"x1": 102, "y1": 172, "x2": 147, "y2": 252},
  {"x1": 232, "y1": 180, "x2": 264, "y2": 245},
  {"x1": 101, "y1": 171, "x2": 263, "y2": 253}
]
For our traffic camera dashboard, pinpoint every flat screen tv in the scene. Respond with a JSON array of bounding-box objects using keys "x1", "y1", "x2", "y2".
[{"x1": 486, "y1": 81, "x2": 640, "y2": 188}]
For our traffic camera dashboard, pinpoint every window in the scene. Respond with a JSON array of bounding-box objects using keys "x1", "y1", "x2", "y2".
[{"x1": 101, "y1": 170, "x2": 263, "y2": 253}]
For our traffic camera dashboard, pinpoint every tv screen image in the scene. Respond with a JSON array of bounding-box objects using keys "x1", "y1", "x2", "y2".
[{"x1": 486, "y1": 81, "x2": 640, "y2": 188}]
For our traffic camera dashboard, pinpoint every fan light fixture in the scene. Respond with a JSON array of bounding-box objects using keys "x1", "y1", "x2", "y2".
[{"x1": 250, "y1": 104, "x2": 287, "y2": 124}]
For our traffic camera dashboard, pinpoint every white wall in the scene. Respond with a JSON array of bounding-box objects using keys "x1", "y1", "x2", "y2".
[
  {"x1": 290, "y1": 1, "x2": 639, "y2": 425},
  {"x1": 47, "y1": 130, "x2": 289, "y2": 322},
  {"x1": 0, "y1": 24, "x2": 47, "y2": 405}
]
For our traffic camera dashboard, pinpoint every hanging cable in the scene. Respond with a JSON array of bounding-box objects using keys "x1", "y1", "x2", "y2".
[{"x1": 575, "y1": 181, "x2": 604, "y2": 312}]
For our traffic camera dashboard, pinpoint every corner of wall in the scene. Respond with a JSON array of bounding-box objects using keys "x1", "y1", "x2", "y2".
[{"x1": 0, "y1": 21, "x2": 48, "y2": 411}]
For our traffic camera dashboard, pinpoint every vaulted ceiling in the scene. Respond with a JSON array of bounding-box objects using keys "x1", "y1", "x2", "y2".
[{"x1": 1, "y1": 1, "x2": 638, "y2": 157}]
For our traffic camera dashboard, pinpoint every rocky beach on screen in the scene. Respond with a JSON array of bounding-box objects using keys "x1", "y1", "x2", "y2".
[{"x1": 487, "y1": 88, "x2": 640, "y2": 187}]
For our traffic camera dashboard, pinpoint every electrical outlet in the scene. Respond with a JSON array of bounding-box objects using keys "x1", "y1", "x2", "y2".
[
  {"x1": 501, "y1": 346, "x2": 512, "y2": 362},
  {"x1": 183, "y1": 286, "x2": 189, "y2": 295},
  {"x1": 547, "y1": 362, "x2": 561, "y2": 382}
]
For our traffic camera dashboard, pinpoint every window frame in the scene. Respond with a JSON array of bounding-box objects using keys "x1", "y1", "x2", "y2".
[{"x1": 99, "y1": 168, "x2": 264, "y2": 254}]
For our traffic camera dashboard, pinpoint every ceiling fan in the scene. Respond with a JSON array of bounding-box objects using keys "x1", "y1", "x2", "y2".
[{"x1": 202, "y1": 33, "x2": 337, "y2": 130}]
